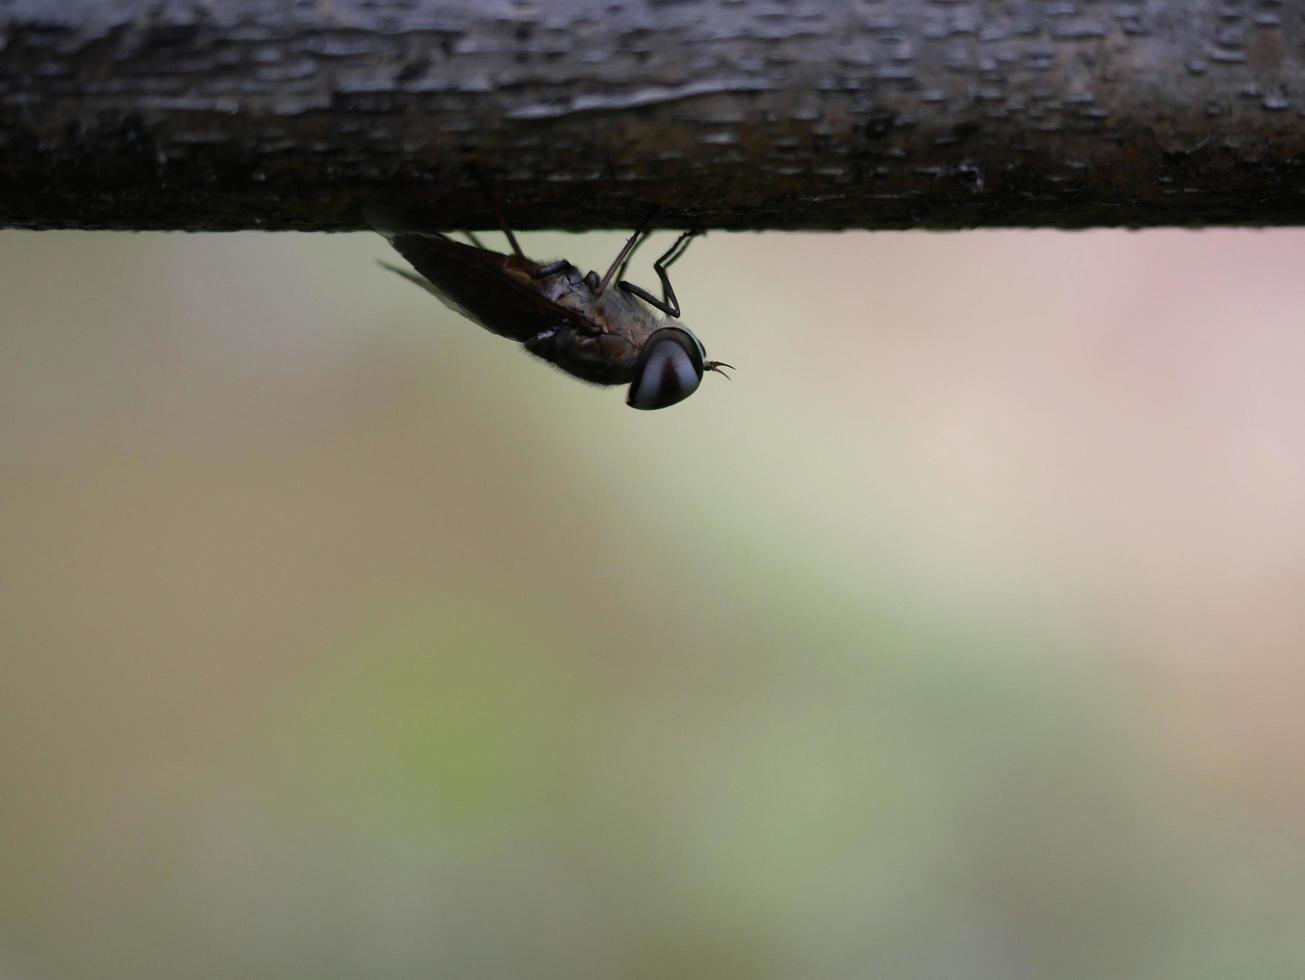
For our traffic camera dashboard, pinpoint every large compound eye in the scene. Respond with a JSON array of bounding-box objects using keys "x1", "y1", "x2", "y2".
[{"x1": 626, "y1": 328, "x2": 704, "y2": 410}]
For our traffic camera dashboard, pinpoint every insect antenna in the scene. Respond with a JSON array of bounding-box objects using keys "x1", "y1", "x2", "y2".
[{"x1": 705, "y1": 360, "x2": 735, "y2": 379}]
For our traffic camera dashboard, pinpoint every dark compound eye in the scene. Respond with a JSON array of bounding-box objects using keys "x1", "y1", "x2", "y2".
[{"x1": 626, "y1": 328, "x2": 704, "y2": 410}]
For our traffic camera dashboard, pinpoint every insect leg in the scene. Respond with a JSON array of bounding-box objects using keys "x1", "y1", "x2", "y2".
[
  {"x1": 463, "y1": 230, "x2": 486, "y2": 249},
  {"x1": 618, "y1": 231, "x2": 699, "y2": 319},
  {"x1": 469, "y1": 166, "x2": 528, "y2": 258},
  {"x1": 531, "y1": 260, "x2": 571, "y2": 279},
  {"x1": 491, "y1": 196, "x2": 526, "y2": 259},
  {"x1": 616, "y1": 231, "x2": 647, "y2": 284},
  {"x1": 595, "y1": 226, "x2": 645, "y2": 296}
]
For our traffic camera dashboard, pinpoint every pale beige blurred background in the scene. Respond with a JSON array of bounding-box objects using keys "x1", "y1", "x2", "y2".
[{"x1": 3, "y1": 228, "x2": 1305, "y2": 979}]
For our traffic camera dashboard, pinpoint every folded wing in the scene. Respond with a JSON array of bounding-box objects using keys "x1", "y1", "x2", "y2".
[{"x1": 380, "y1": 231, "x2": 590, "y2": 343}]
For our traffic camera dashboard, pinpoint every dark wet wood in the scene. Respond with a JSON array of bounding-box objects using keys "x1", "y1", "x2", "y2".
[{"x1": 2, "y1": 0, "x2": 1303, "y2": 231}]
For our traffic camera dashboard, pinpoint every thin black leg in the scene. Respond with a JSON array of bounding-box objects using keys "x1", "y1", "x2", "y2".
[
  {"x1": 469, "y1": 168, "x2": 527, "y2": 259},
  {"x1": 616, "y1": 231, "x2": 647, "y2": 284},
  {"x1": 618, "y1": 231, "x2": 699, "y2": 318},
  {"x1": 463, "y1": 230, "x2": 486, "y2": 249},
  {"x1": 595, "y1": 224, "x2": 646, "y2": 296},
  {"x1": 492, "y1": 196, "x2": 525, "y2": 259}
]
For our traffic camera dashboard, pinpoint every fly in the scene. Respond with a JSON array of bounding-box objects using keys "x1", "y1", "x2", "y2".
[{"x1": 371, "y1": 204, "x2": 733, "y2": 411}]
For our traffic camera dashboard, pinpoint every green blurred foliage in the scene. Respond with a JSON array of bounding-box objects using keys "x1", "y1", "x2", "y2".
[{"x1": 3, "y1": 229, "x2": 1305, "y2": 979}]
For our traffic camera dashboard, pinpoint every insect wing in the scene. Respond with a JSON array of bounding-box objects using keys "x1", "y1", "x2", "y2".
[{"x1": 383, "y1": 232, "x2": 586, "y2": 343}]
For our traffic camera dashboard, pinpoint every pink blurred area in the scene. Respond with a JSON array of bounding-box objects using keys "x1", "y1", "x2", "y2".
[{"x1": 3, "y1": 228, "x2": 1305, "y2": 978}]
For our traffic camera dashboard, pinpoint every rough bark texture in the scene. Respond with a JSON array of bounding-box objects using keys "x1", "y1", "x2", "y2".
[{"x1": 1, "y1": 0, "x2": 1304, "y2": 231}]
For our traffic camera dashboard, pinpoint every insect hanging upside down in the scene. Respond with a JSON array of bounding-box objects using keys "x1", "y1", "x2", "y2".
[{"x1": 371, "y1": 205, "x2": 733, "y2": 411}]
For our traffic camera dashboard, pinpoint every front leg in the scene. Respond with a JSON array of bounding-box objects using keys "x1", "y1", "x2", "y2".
[{"x1": 618, "y1": 231, "x2": 699, "y2": 319}]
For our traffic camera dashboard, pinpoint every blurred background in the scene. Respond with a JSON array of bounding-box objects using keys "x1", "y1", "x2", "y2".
[{"x1": 3, "y1": 227, "x2": 1305, "y2": 979}]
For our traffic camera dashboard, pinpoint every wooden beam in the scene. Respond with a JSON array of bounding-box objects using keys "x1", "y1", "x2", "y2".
[{"x1": 2, "y1": 0, "x2": 1303, "y2": 231}]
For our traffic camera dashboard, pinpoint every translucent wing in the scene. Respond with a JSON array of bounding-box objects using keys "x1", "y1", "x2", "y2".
[{"x1": 379, "y1": 231, "x2": 594, "y2": 343}]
